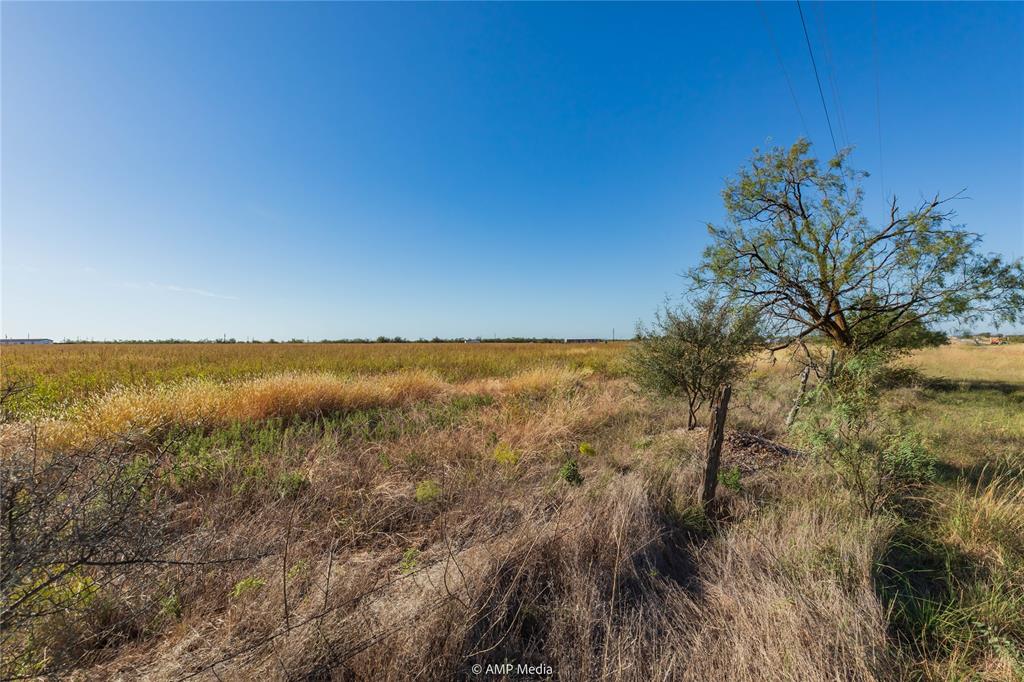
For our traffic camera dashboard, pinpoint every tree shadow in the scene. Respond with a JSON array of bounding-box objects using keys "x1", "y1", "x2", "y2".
[
  {"x1": 874, "y1": 525, "x2": 984, "y2": 657},
  {"x1": 932, "y1": 459, "x2": 1024, "y2": 487},
  {"x1": 920, "y1": 376, "x2": 1024, "y2": 396}
]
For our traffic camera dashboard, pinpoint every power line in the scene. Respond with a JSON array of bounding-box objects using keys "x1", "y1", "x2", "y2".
[
  {"x1": 795, "y1": 0, "x2": 839, "y2": 157},
  {"x1": 756, "y1": 0, "x2": 811, "y2": 138}
]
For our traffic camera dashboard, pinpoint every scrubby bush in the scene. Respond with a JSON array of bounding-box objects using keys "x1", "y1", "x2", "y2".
[
  {"x1": 628, "y1": 295, "x2": 762, "y2": 429},
  {"x1": 796, "y1": 351, "x2": 936, "y2": 516}
]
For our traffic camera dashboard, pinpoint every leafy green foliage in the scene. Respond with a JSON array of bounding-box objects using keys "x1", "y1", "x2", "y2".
[
  {"x1": 796, "y1": 350, "x2": 936, "y2": 515},
  {"x1": 718, "y1": 465, "x2": 742, "y2": 493},
  {"x1": 399, "y1": 548, "x2": 420, "y2": 574},
  {"x1": 558, "y1": 459, "x2": 584, "y2": 486},
  {"x1": 692, "y1": 139, "x2": 1024, "y2": 351}
]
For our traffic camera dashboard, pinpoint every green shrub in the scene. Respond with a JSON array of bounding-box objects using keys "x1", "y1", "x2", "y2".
[
  {"x1": 797, "y1": 350, "x2": 936, "y2": 515},
  {"x1": 628, "y1": 295, "x2": 762, "y2": 429},
  {"x1": 559, "y1": 460, "x2": 584, "y2": 486}
]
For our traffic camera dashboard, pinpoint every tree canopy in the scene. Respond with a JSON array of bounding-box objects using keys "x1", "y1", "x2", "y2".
[{"x1": 691, "y1": 140, "x2": 1024, "y2": 351}]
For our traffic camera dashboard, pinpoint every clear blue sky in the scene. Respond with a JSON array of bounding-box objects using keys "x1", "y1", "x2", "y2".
[{"x1": 3, "y1": 2, "x2": 1021, "y2": 340}]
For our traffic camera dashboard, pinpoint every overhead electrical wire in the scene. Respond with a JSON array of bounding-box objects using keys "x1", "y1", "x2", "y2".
[{"x1": 795, "y1": 0, "x2": 840, "y2": 157}]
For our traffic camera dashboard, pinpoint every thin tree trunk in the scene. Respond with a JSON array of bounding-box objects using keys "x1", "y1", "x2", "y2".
[
  {"x1": 702, "y1": 384, "x2": 731, "y2": 512},
  {"x1": 825, "y1": 348, "x2": 837, "y2": 383}
]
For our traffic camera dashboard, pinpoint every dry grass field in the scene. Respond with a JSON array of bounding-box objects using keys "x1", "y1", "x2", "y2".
[
  {"x1": 1, "y1": 342, "x2": 1021, "y2": 680},
  {"x1": 0, "y1": 342, "x2": 626, "y2": 416}
]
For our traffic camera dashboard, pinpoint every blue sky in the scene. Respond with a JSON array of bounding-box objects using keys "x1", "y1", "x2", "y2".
[{"x1": 3, "y1": 2, "x2": 1021, "y2": 340}]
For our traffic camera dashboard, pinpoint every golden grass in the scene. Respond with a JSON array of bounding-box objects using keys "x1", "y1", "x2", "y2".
[
  {"x1": 906, "y1": 344, "x2": 1024, "y2": 384},
  {"x1": 26, "y1": 366, "x2": 590, "y2": 452},
  {"x1": 1, "y1": 341, "x2": 625, "y2": 414}
]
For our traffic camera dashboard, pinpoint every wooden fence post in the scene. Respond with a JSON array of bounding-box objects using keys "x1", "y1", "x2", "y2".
[
  {"x1": 785, "y1": 365, "x2": 811, "y2": 429},
  {"x1": 702, "y1": 384, "x2": 731, "y2": 512}
]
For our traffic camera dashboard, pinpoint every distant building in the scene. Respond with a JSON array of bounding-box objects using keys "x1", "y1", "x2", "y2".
[{"x1": 0, "y1": 338, "x2": 54, "y2": 345}]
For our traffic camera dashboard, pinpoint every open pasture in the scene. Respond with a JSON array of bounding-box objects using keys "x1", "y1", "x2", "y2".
[{"x1": 0, "y1": 341, "x2": 626, "y2": 416}]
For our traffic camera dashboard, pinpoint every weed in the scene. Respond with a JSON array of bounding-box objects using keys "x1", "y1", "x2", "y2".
[
  {"x1": 400, "y1": 548, "x2": 420, "y2": 574},
  {"x1": 633, "y1": 436, "x2": 654, "y2": 450},
  {"x1": 414, "y1": 479, "x2": 441, "y2": 503},
  {"x1": 493, "y1": 442, "x2": 519, "y2": 466},
  {"x1": 229, "y1": 576, "x2": 266, "y2": 600},
  {"x1": 275, "y1": 471, "x2": 307, "y2": 499},
  {"x1": 578, "y1": 441, "x2": 596, "y2": 456},
  {"x1": 159, "y1": 592, "x2": 181, "y2": 620},
  {"x1": 287, "y1": 561, "x2": 309, "y2": 580},
  {"x1": 404, "y1": 451, "x2": 426, "y2": 469},
  {"x1": 718, "y1": 465, "x2": 742, "y2": 492},
  {"x1": 558, "y1": 459, "x2": 584, "y2": 486}
]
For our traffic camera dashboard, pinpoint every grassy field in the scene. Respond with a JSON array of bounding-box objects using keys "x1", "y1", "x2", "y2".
[
  {"x1": 0, "y1": 342, "x2": 625, "y2": 415},
  {"x1": 1, "y1": 342, "x2": 1021, "y2": 680}
]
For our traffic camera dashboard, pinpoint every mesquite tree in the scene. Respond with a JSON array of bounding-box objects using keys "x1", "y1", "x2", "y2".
[{"x1": 691, "y1": 140, "x2": 1024, "y2": 353}]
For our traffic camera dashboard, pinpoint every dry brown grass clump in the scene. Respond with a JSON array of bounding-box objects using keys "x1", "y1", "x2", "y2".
[
  {"x1": 689, "y1": 479, "x2": 901, "y2": 679},
  {"x1": 92, "y1": 468, "x2": 899, "y2": 681}
]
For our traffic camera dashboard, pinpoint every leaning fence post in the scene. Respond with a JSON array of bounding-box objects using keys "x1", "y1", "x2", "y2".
[
  {"x1": 786, "y1": 365, "x2": 811, "y2": 429},
  {"x1": 702, "y1": 384, "x2": 731, "y2": 511}
]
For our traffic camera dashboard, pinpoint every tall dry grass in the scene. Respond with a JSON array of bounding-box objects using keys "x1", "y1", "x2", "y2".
[
  {"x1": 906, "y1": 343, "x2": 1024, "y2": 384},
  {"x1": 1, "y1": 341, "x2": 625, "y2": 415},
  {"x1": 24, "y1": 366, "x2": 589, "y2": 452},
  {"x1": 90, "y1": 463, "x2": 899, "y2": 681}
]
